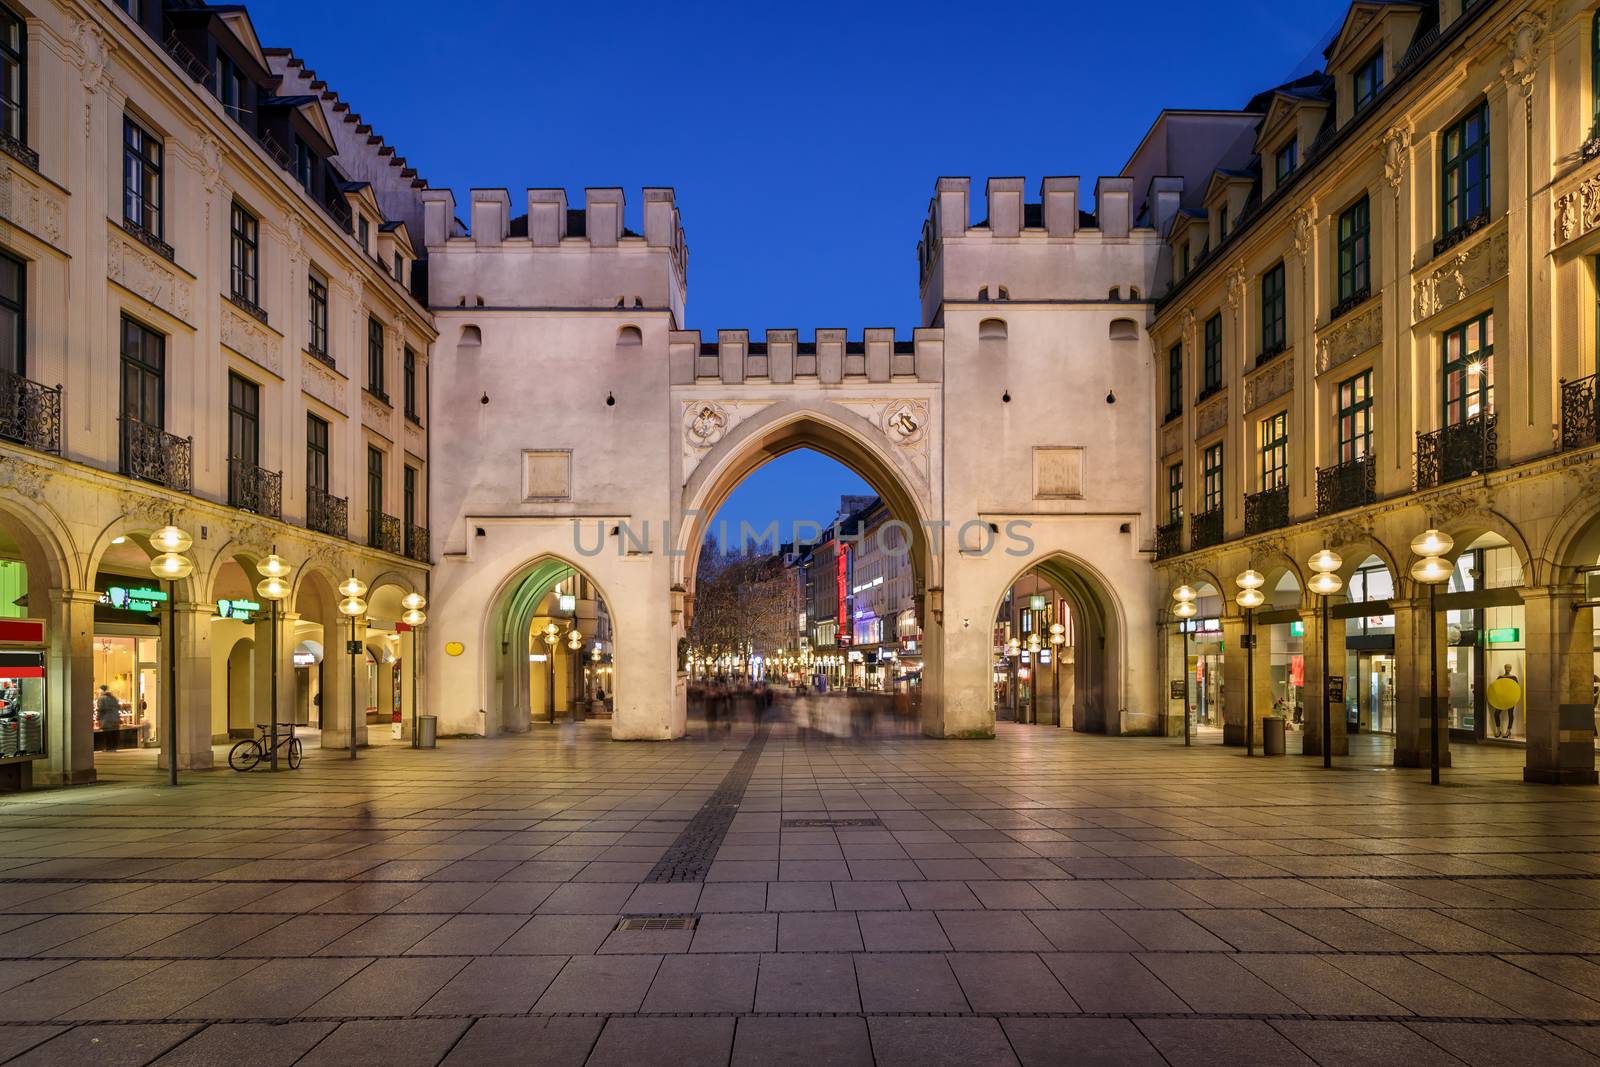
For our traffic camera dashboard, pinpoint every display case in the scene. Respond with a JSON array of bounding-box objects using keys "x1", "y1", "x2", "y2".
[{"x1": 0, "y1": 618, "x2": 49, "y2": 790}]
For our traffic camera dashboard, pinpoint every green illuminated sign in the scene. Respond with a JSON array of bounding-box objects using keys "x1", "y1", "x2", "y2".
[
  {"x1": 1486, "y1": 627, "x2": 1520, "y2": 645},
  {"x1": 1290, "y1": 621, "x2": 1304, "y2": 637},
  {"x1": 101, "y1": 586, "x2": 168, "y2": 614},
  {"x1": 215, "y1": 598, "x2": 262, "y2": 622}
]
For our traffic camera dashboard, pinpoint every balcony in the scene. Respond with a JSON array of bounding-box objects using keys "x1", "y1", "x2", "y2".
[
  {"x1": 227, "y1": 459, "x2": 282, "y2": 520},
  {"x1": 161, "y1": 30, "x2": 210, "y2": 87},
  {"x1": 1414, "y1": 412, "x2": 1497, "y2": 491},
  {"x1": 1433, "y1": 212, "x2": 1490, "y2": 258},
  {"x1": 1317, "y1": 455, "x2": 1376, "y2": 516},
  {"x1": 405, "y1": 523, "x2": 430, "y2": 563},
  {"x1": 1191, "y1": 508, "x2": 1224, "y2": 550},
  {"x1": 1329, "y1": 286, "x2": 1371, "y2": 322},
  {"x1": 120, "y1": 417, "x2": 191, "y2": 492},
  {"x1": 370, "y1": 512, "x2": 402, "y2": 555},
  {"x1": 1560, "y1": 374, "x2": 1599, "y2": 451},
  {"x1": 228, "y1": 291, "x2": 269, "y2": 326},
  {"x1": 323, "y1": 191, "x2": 353, "y2": 234},
  {"x1": 306, "y1": 343, "x2": 336, "y2": 370},
  {"x1": 0, "y1": 128, "x2": 37, "y2": 172},
  {"x1": 1253, "y1": 343, "x2": 1287, "y2": 369},
  {"x1": 1243, "y1": 484, "x2": 1289, "y2": 534},
  {"x1": 1155, "y1": 519, "x2": 1184, "y2": 560},
  {"x1": 1194, "y1": 382, "x2": 1223, "y2": 405},
  {"x1": 0, "y1": 370, "x2": 61, "y2": 454},
  {"x1": 307, "y1": 488, "x2": 348, "y2": 539},
  {"x1": 121, "y1": 218, "x2": 174, "y2": 263}
]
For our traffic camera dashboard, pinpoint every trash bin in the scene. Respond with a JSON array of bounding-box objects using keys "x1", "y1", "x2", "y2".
[
  {"x1": 1262, "y1": 716, "x2": 1286, "y2": 756},
  {"x1": 417, "y1": 715, "x2": 438, "y2": 749}
]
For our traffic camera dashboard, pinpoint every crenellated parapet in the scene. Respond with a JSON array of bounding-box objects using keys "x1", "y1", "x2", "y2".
[
  {"x1": 917, "y1": 176, "x2": 1163, "y2": 327},
  {"x1": 667, "y1": 329, "x2": 943, "y2": 386},
  {"x1": 421, "y1": 187, "x2": 688, "y2": 323}
]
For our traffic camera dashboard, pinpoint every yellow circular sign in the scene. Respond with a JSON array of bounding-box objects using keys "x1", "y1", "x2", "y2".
[
  {"x1": 444, "y1": 641, "x2": 464, "y2": 657},
  {"x1": 1486, "y1": 676, "x2": 1521, "y2": 711}
]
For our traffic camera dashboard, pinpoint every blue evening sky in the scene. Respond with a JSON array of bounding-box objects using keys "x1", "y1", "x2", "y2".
[{"x1": 253, "y1": 0, "x2": 1347, "y2": 536}]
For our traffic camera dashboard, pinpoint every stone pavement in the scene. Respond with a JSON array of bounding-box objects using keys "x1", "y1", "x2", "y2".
[{"x1": 0, "y1": 722, "x2": 1598, "y2": 1065}]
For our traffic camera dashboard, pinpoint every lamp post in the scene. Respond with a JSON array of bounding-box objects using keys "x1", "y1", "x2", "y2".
[
  {"x1": 566, "y1": 627, "x2": 583, "y2": 719},
  {"x1": 1006, "y1": 637, "x2": 1021, "y2": 722},
  {"x1": 542, "y1": 622, "x2": 559, "y2": 722},
  {"x1": 1026, "y1": 632, "x2": 1042, "y2": 724},
  {"x1": 255, "y1": 552, "x2": 293, "y2": 771},
  {"x1": 1049, "y1": 622, "x2": 1065, "y2": 728},
  {"x1": 1171, "y1": 585, "x2": 1198, "y2": 746},
  {"x1": 149, "y1": 520, "x2": 194, "y2": 787},
  {"x1": 1234, "y1": 570, "x2": 1265, "y2": 757},
  {"x1": 338, "y1": 575, "x2": 368, "y2": 760},
  {"x1": 1410, "y1": 528, "x2": 1455, "y2": 786},
  {"x1": 401, "y1": 592, "x2": 427, "y2": 747},
  {"x1": 1307, "y1": 549, "x2": 1343, "y2": 769}
]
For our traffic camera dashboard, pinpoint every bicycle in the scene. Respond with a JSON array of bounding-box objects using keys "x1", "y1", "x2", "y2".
[{"x1": 228, "y1": 722, "x2": 303, "y2": 771}]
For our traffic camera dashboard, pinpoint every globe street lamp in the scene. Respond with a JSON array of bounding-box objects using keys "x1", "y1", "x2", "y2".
[
  {"x1": 1026, "y1": 632, "x2": 1042, "y2": 724},
  {"x1": 566, "y1": 627, "x2": 583, "y2": 719},
  {"x1": 542, "y1": 621, "x2": 559, "y2": 723},
  {"x1": 1234, "y1": 569, "x2": 1265, "y2": 757},
  {"x1": 1409, "y1": 528, "x2": 1455, "y2": 786},
  {"x1": 338, "y1": 575, "x2": 368, "y2": 760},
  {"x1": 149, "y1": 519, "x2": 193, "y2": 787},
  {"x1": 1171, "y1": 585, "x2": 1198, "y2": 746},
  {"x1": 1049, "y1": 621, "x2": 1066, "y2": 729},
  {"x1": 255, "y1": 552, "x2": 293, "y2": 771},
  {"x1": 401, "y1": 591, "x2": 427, "y2": 747},
  {"x1": 1307, "y1": 549, "x2": 1343, "y2": 769}
]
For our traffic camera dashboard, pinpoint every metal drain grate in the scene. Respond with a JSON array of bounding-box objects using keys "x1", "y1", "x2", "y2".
[
  {"x1": 616, "y1": 915, "x2": 699, "y2": 931},
  {"x1": 782, "y1": 817, "x2": 884, "y2": 828}
]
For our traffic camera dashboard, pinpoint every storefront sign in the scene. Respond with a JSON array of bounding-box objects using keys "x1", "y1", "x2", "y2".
[
  {"x1": 1289, "y1": 621, "x2": 1304, "y2": 637},
  {"x1": 214, "y1": 598, "x2": 261, "y2": 622},
  {"x1": 101, "y1": 586, "x2": 168, "y2": 614},
  {"x1": 1326, "y1": 675, "x2": 1345, "y2": 703},
  {"x1": 1583, "y1": 567, "x2": 1600, "y2": 606},
  {"x1": 1485, "y1": 627, "x2": 1520, "y2": 645},
  {"x1": 0, "y1": 619, "x2": 45, "y2": 644},
  {"x1": 291, "y1": 651, "x2": 316, "y2": 667},
  {"x1": 1170, "y1": 680, "x2": 1186, "y2": 700}
]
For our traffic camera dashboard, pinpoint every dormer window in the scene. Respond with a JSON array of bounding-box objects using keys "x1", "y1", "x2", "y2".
[
  {"x1": 293, "y1": 137, "x2": 314, "y2": 193},
  {"x1": 1353, "y1": 49, "x2": 1383, "y2": 113},
  {"x1": 214, "y1": 53, "x2": 245, "y2": 123},
  {"x1": 392, "y1": 252, "x2": 403, "y2": 281},
  {"x1": 1181, "y1": 242, "x2": 1191, "y2": 277},
  {"x1": 1218, "y1": 205, "x2": 1229, "y2": 239},
  {"x1": 1274, "y1": 138, "x2": 1298, "y2": 183},
  {"x1": 357, "y1": 215, "x2": 370, "y2": 253}
]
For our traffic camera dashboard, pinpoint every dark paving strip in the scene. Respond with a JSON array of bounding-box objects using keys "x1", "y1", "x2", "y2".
[{"x1": 643, "y1": 722, "x2": 772, "y2": 884}]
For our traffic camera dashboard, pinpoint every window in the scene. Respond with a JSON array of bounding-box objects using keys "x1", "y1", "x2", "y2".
[
  {"x1": 1354, "y1": 49, "x2": 1384, "y2": 113},
  {"x1": 229, "y1": 202, "x2": 259, "y2": 305},
  {"x1": 1180, "y1": 242, "x2": 1190, "y2": 277},
  {"x1": 1202, "y1": 443, "x2": 1224, "y2": 514},
  {"x1": 1275, "y1": 138, "x2": 1298, "y2": 183},
  {"x1": 357, "y1": 215, "x2": 370, "y2": 253},
  {"x1": 0, "y1": 250, "x2": 22, "y2": 377},
  {"x1": 403, "y1": 346, "x2": 419, "y2": 421},
  {"x1": 367, "y1": 446, "x2": 385, "y2": 542},
  {"x1": 403, "y1": 464, "x2": 417, "y2": 531},
  {"x1": 293, "y1": 137, "x2": 313, "y2": 193},
  {"x1": 1442, "y1": 312, "x2": 1494, "y2": 426},
  {"x1": 1593, "y1": 11, "x2": 1600, "y2": 138},
  {"x1": 119, "y1": 316, "x2": 164, "y2": 430},
  {"x1": 367, "y1": 316, "x2": 386, "y2": 397},
  {"x1": 1166, "y1": 343, "x2": 1182, "y2": 418},
  {"x1": 307, "y1": 271, "x2": 328, "y2": 356},
  {"x1": 122, "y1": 116, "x2": 163, "y2": 239},
  {"x1": 1167, "y1": 462, "x2": 1183, "y2": 522},
  {"x1": 392, "y1": 252, "x2": 403, "y2": 281},
  {"x1": 1441, "y1": 102, "x2": 1491, "y2": 235},
  {"x1": 1336, "y1": 369, "x2": 1373, "y2": 463},
  {"x1": 1202, "y1": 313, "x2": 1222, "y2": 392},
  {"x1": 1337, "y1": 196, "x2": 1370, "y2": 304},
  {"x1": 1260, "y1": 262, "x2": 1286, "y2": 355},
  {"x1": 0, "y1": 4, "x2": 23, "y2": 146},
  {"x1": 306, "y1": 414, "x2": 329, "y2": 494},
  {"x1": 1218, "y1": 204, "x2": 1229, "y2": 239},
  {"x1": 228, "y1": 373, "x2": 259, "y2": 468},
  {"x1": 214, "y1": 52, "x2": 245, "y2": 123},
  {"x1": 1258, "y1": 411, "x2": 1288, "y2": 491}
]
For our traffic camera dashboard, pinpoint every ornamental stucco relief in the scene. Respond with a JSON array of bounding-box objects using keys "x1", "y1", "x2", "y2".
[
  {"x1": 1243, "y1": 355, "x2": 1292, "y2": 413},
  {"x1": 678, "y1": 400, "x2": 774, "y2": 484},
  {"x1": 1195, "y1": 391, "x2": 1228, "y2": 438},
  {"x1": 1554, "y1": 175, "x2": 1600, "y2": 248},
  {"x1": 0, "y1": 163, "x2": 65, "y2": 246},
  {"x1": 1316, "y1": 300, "x2": 1382, "y2": 374},
  {"x1": 1413, "y1": 228, "x2": 1508, "y2": 322},
  {"x1": 301, "y1": 354, "x2": 346, "y2": 414},
  {"x1": 1159, "y1": 418, "x2": 1183, "y2": 460},
  {"x1": 108, "y1": 229, "x2": 192, "y2": 321},
  {"x1": 221, "y1": 301, "x2": 282, "y2": 376}
]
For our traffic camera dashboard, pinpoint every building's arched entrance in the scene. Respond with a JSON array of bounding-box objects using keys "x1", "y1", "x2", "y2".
[{"x1": 484, "y1": 557, "x2": 615, "y2": 734}]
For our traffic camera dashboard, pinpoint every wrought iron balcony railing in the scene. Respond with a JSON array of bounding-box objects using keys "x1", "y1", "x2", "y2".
[
  {"x1": 306, "y1": 343, "x2": 336, "y2": 370},
  {"x1": 1329, "y1": 286, "x2": 1371, "y2": 322},
  {"x1": 228, "y1": 290, "x2": 269, "y2": 325},
  {"x1": 1155, "y1": 519, "x2": 1184, "y2": 560},
  {"x1": 405, "y1": 523, "x2": 430, "y2": 563},
  {"x1": 1560, "y1": 374, "x2": 1599, "y2": 452},
  {"x1": 1414, "y1": 411, "x2": 1497, "y2": 491},
  {"x1": 121, "y1": 218, "x2": 174, "y2": 263},
  {"x1": 1433, "y1": 211, "x2": 1490, "y2": 258},
  {"x1": 227, "y1": 459, "x2": 282, "y2": 520},
  {"x1": 0, "y1": 129, "x2": 38, "y2": 172},
  {"x1": 120, "y1": 417, "x2": 192, "y2": 492},
  {"x1": 1191, "y1": 508, "x2": 1224, "y2": 550},
  {"x1": 162, "y1": 30, "x2": 211, "y2": 86},
  {"x1": 323, "y1": 191, "x2": 353, "y2": 234},
  {"x1": 0, "y1": 369, "x2": 61, "y2": 454},
  {"x1": 307, "y1": 487, "x2": 347, "y2": 539},
  {"x1": 1316, "y1": 454, "x2": 1376, "y2": 516},
  {"x1": 1243, "y1": 483, "x2": 1289, "y2": 534},
  {"x1": 371, "y1": 512, "x2": 402, "y2": 555}
]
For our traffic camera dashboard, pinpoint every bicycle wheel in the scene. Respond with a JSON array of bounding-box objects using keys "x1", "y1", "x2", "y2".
[
  {"x1": 287, "y1": 737, "x2": 303, "y2": 769},
  {"x1": 228, "y1": 738, "x2": 262, "y2": 772}
]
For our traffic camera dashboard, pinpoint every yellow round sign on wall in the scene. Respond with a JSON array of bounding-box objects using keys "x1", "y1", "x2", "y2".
[{"x1": 444, "y1": 641, "x2": 465, "y2": 657}]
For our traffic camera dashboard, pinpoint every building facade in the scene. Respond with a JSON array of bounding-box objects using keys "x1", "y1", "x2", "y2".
[
  {"x1": 1146, "y1": 0, "x2": 1600, "y2": 783},
  {"x1": 0, "y1": 0, "x2": 432, "y2": 785}
]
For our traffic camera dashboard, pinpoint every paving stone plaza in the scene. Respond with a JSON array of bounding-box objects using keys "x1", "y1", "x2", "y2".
[{"x1": 0, "y1": 726, "x2": 1596, "y2": 1065}]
